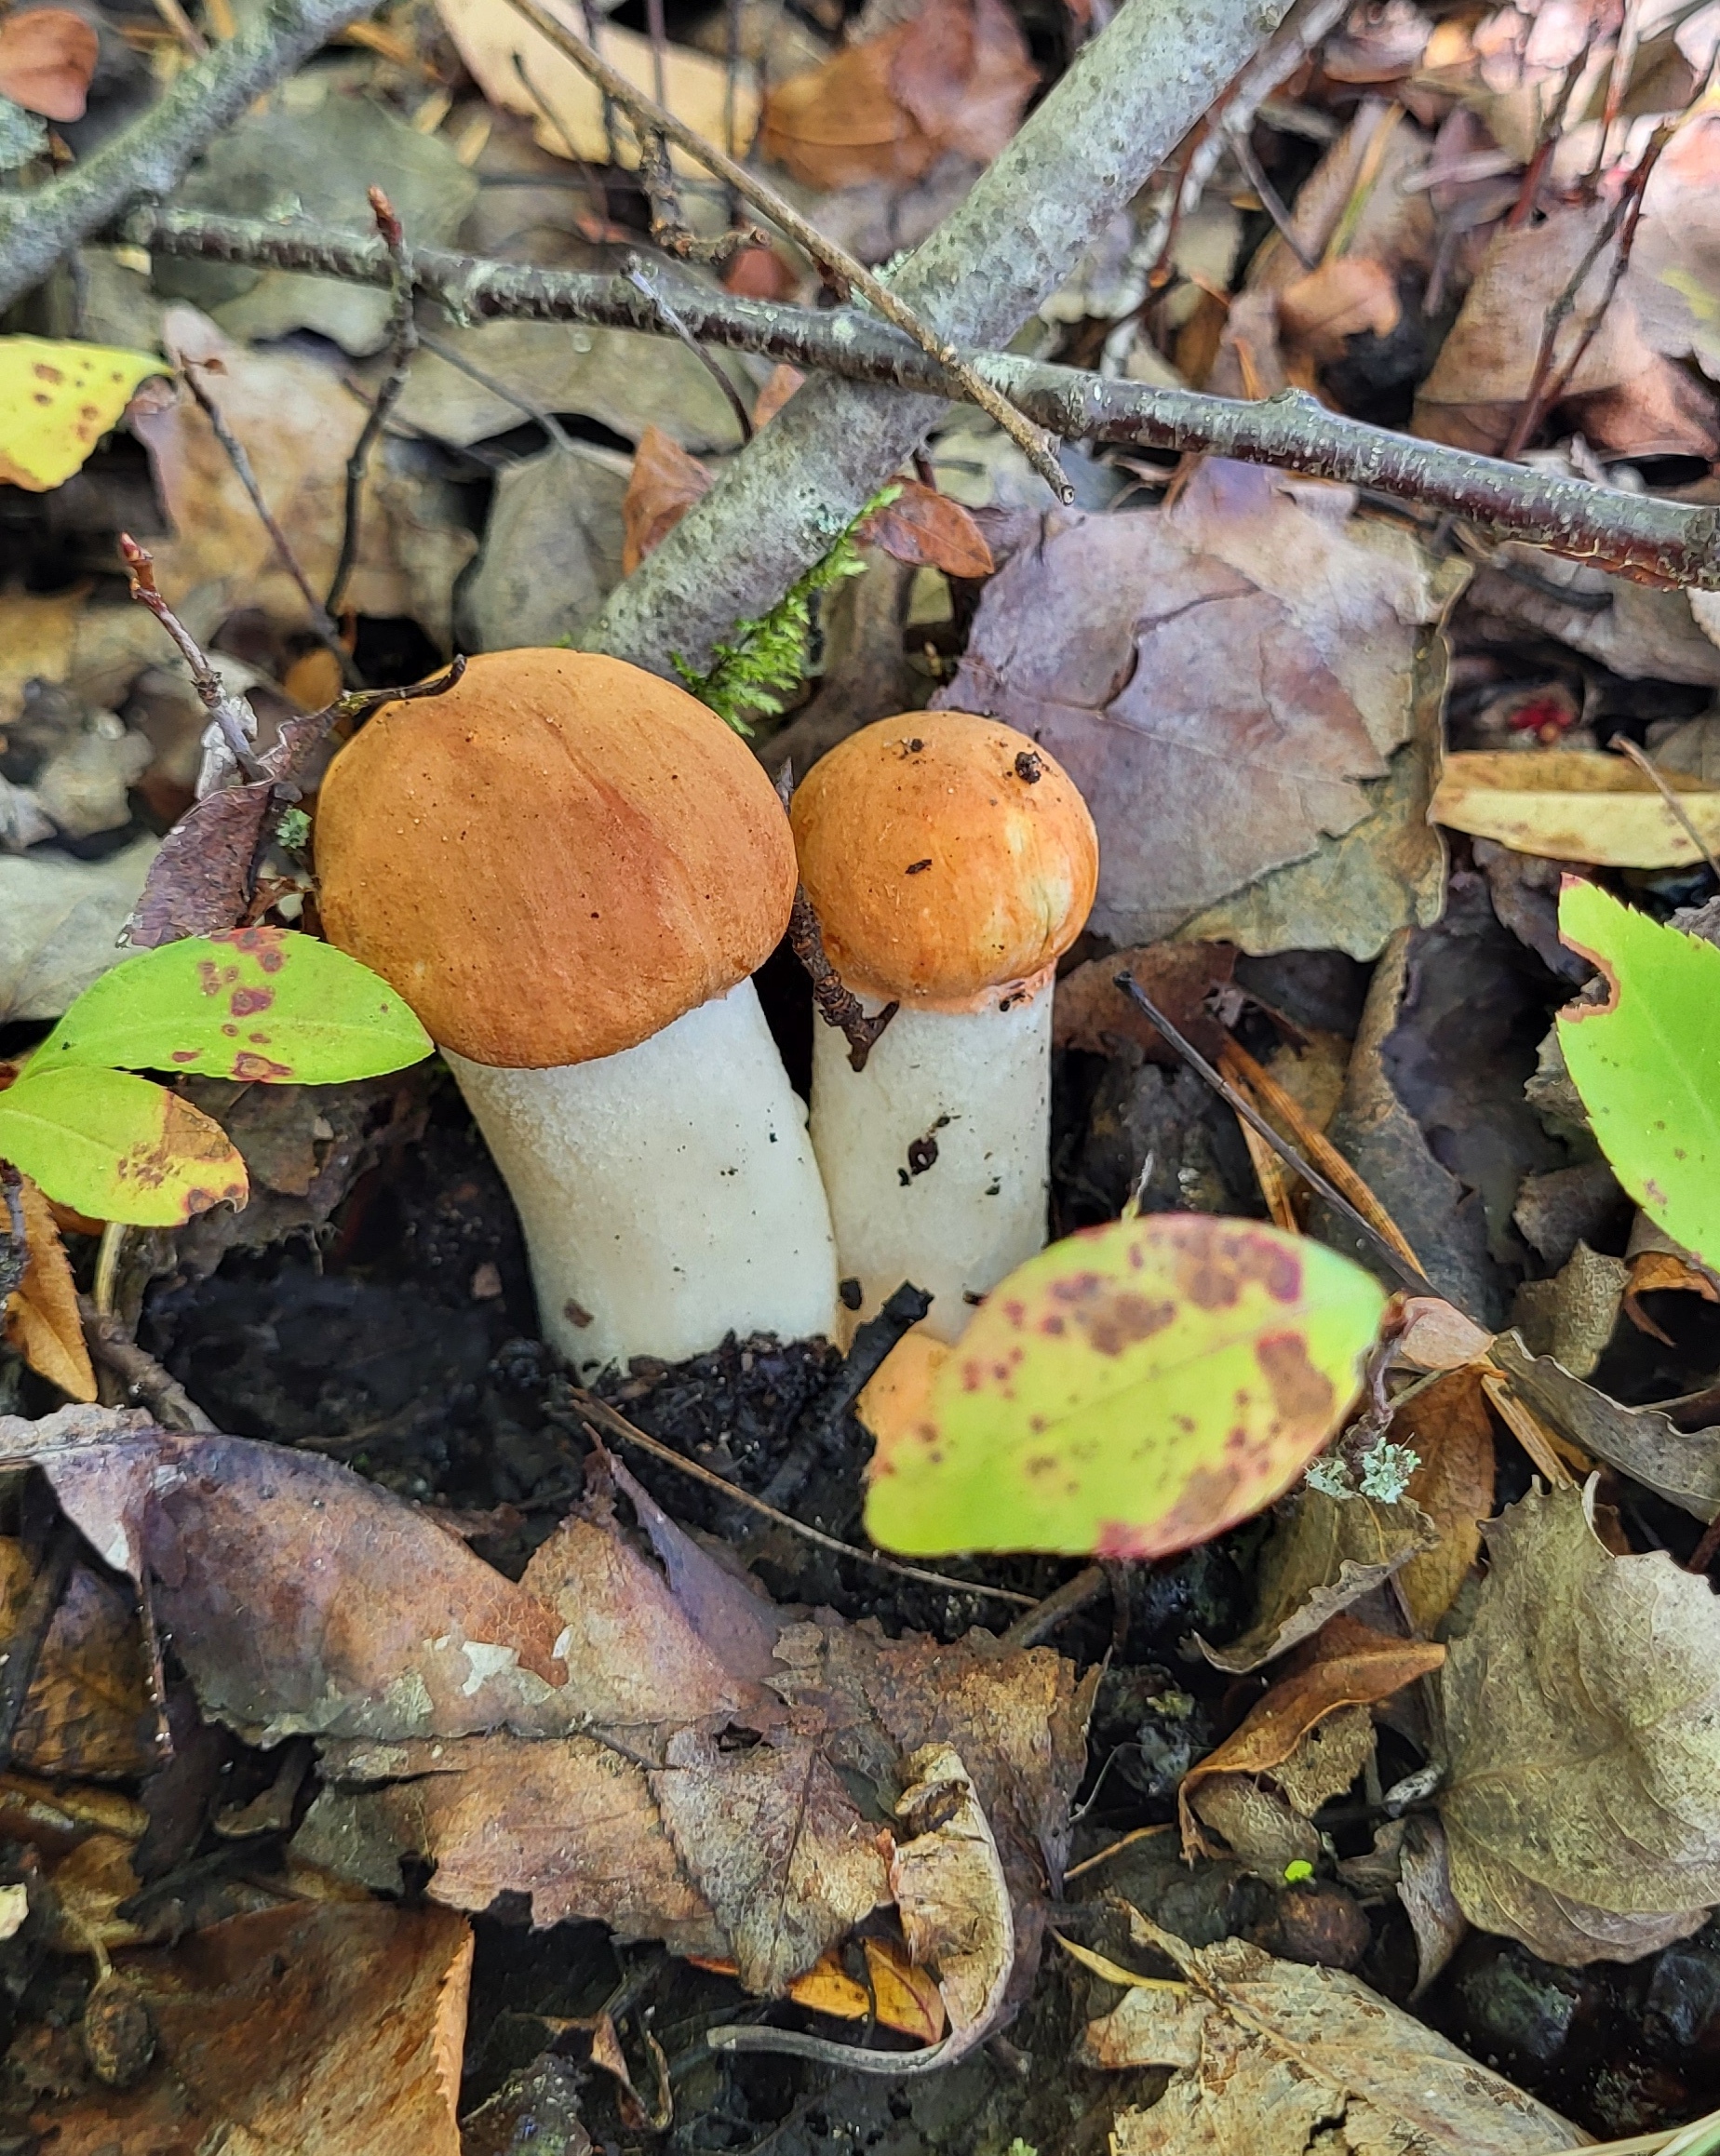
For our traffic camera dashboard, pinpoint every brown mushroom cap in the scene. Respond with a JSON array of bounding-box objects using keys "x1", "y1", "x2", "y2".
[
  {"x1": 315, "y1": 649, "x2": 797, "y2": 1067},
  {"x1": 790, "y1": 711, "x2": 1098, "y2": 1010}
]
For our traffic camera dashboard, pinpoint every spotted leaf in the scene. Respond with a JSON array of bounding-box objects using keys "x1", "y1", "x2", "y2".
[
  {"x1": 1556, "y1": 878, "x2": 1720, "y2": 1268},
  {"x1": 863, "y1": 1214, "x2": 1387, "y2": 1559},
  {"x1": 0, "y1": 1068, "x2": 247, "y2": 1225},
  {"x1": 0, "y1": 337, "x2": 165, "y2": 492},
  {"x1": 30, "y1": 928, "x2": 432, "y2": 1086}
]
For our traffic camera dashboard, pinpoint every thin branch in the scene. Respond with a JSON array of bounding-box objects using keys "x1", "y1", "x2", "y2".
[
  {"x1": 132, "y1": 208, "x2": 1720, "y2": 586},
  {"x1": 416, "y1": 328, "x2": 579, "y2": 452},
  {"x1": 570, "y1": 1391, "x2": 1036, "y2": 1607},
  {"x1": 1610, "y1": 733, "x2": 1720, "y2": 882},
  {"x1": 77, "y1": 1296, "x2": 217, "y2": 1434},
  {"x1": 327, "y1": 186, "x2": 419, "y2": 618},
  {"x1": 626, "y1": 260, "x2": 752, "y2": 444},
  {"x1": 118, "y1": 536, "x2": 264, "y2": 779},
  {"x1": 788, "y1": 884, "x2": 897, "y2": 1070},
  {"x1": 499, "y1": 0, "x2": 1073, "y2": 502},
  {"x1": 995, "y1": 1561, "x2": 1110, "y2": 1652}
]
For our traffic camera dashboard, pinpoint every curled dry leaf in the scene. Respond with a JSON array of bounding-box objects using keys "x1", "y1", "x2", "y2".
[
  {"x1": 1395, "y1": 1367, "x2": 1498, "y2": 1635},
  {"x1": 32, "y1": 1902, "x2": 471, "y2": 2156},
  {"x1": 622, "y1": 424, "x2": 713, "y2": 576},
  {"x1": 778, "y1": 1936, "x2": 947, "y2": 2043},
  {"x1": 1200, "y1": 1489, "x2": 1437, "y2": 1674},
  {"x1": 1512, "y1": 1239, "x2": 1628, "y2": 1380},
  {"x1": 759, "y1": 0, "x2": 1036, "y2": 191},
  {"x1": 1181, "y1": 1616, "x2": 1445, "y2": 1856},
  {"x1": 1083, "y1": 1909, "x2": 1578, "y2": 2155},
  {"x1": 1433, "y1": 749, "x2": 1720, "y2": 868},
  {"x1": 0, "y1": 7, "x2": 96, "y2": 120},
  {"x1": 856, "y1": 481, "x2": 995, "y2": 579},
  {"x1": 1391, "y1": 1295, "x2": 1495, "y2": 1372},
  {"x1": 0, "y1": 1540, "x2": 153, "y2": 1781},
  {"x1": 3, "y1": 1172, "x2": 95, "y2": 1401},
  {"x1": 888, "y1": 1744, "x2": 1014, "y2": 2059},
  {"x1": 1438, "y1": 1484, "x2": 1720, "y2": 1962},
  {"x1": 1053, "y1": 941, "x2": 1238, "y2": 1065}
]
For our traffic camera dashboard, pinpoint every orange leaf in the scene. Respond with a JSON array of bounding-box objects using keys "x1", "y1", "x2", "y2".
[
  {"x1": 857, "y1": 481, "x2": 994, "y2": 579},
  {"x1": 621, "y1": 424, "x2": 712, "y2": 576},
  {"x1": 4, "y1": 1172, "x2": 95, "y2": 1401},
  {"x1": 1277, "y1": 255, "x2": 1401, "y2": 368},
  {"x1": 0, "y1": 7, "x2": 98, "y2": 121},
  {"x1": 786, "y1": 1937, "x2": 947, "y2": 2043},
  {"x1": 1398, "y1": 1368, "x2": 1498, "y2": 1635},
  {"x1": 752, "y1": 364, "x2": 804, "y2": 431},
  {"x1": 1179, "y1": 1616, "x2": 1445, "y2": 1856}
]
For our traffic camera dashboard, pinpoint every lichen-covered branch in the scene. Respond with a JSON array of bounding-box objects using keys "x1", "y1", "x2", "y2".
[
  {"x1": 0, "y1": 0, "x2": 381, "y2": 316},
  {"x1": 139, "y1": 208, "x2": 1720, "y2": 587}
]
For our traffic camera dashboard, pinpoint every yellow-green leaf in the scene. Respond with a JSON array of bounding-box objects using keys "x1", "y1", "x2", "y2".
[
  {"x1": 863, "y1": 1213, "x2": 1387, "y2": 1559},
  {"x1": 0, "y1": 1068, "x2": 247, "y2": 1225},
  {"x1": 1557, "y1": 878, "x2": 1720, "y2": 1268},
  {"x1": 0, "y1": 337, "x2": 166, "y2": 492},
  {"x1": 31, "y1": 928, "x2": 432, "y2": 1085},
  {"x1": 1432, "y1": 750, "x2": 1720, "y2": 869}
]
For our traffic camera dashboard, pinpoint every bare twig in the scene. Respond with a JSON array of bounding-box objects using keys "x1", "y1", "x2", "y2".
[
  {"x1": 77, "y1": 1296, "x2": 217, "y2": 1434},
  {"x1": 416, "y1": 328, "x2": 579, "y2": 452},
  {"x1": 118, "y1": 536, "x2": 264, "y2": 780},
  {"x1": 996, "y1": 1561, "x2": 1110, "y2": 1651},
  {"x1": 327, "y1": 186, "x2": 419, "y2": 618},
  {"x1": 1115, "y1": 972, "x2": 1437, "y2": 1298},
  {"x1": 1227, "y1": 124, "x2": 1317, "y2": 271},
  {"x1": 754, "y1": 1279, "x2": 934, "y2": 1512},
  {"x1": 134, "y1": 208, "x2": 1720, "y2": 587},
  {"x1": 788, "y1": 885, "x2": 897, "y2": 1070},
  {"x1": 570, "y1": 1391, "x2": 1036, "y2": 1607},
  {"x1": 1610, "y1": 734, "x2": 1720, "y2": 882},
  {"x1": 625, "y1": 261, "x2": 752, "y2": 443},
  {"x1": 499, "y1": 0, "x2": 1073, "y2": 502},
  {"x1": 171, "y1": 350, "x2": 349, "y2": 665}
]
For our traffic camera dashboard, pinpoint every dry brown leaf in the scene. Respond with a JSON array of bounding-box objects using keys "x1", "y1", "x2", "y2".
[
  {"x1": 939, "y1": 459, "x2": 1457, "y2": 948},
  {"x1": 1438, "y1": 1483, "x2": 1720, "y2": 1962},
  {"x1": 1181, "y1": 1618, "x2": 1445, "y2": 1857},
  {"x1": 622, "y1": 424, "x2": 713, "y2": 576},
  {"x1": 0, "y1": 7, "x2": 97, "y2": 121},
  {"x1": 1395, "y1": 1367, "x2": 1498, "y2": 1635},
  {"x1": 1625, "y1": 1245, "x2": 1720, "y2": 1341},
  {"x1": 436, "y1": 0, "x2": 758, "y2": 173},
  {"x1": 1276, "y1": 256, "x2": 1402, "y2": 369},
  {"x1": 1391, "y1": 1296, "x2": 1495, "y2": 1372},
  {"x1": 1200, "y1": 1490, "x2": 1437, "y2": 1674},
  {"x1": 752, "y1": 363, "x2": 804, "y2": 430},
  {"x1": 1083, "y1": 1909, "x2": 1578, "y2": 2154},
  {"x1": 1433, "y1": 749, "x2": 1720, "y2": 868},
  {"x1": 856, "y1": 480, "x2": 995, "y2": 578},
  {"x1": 759, "y1": 0, "x2": 1035, "y2": 189},
  {"x1": 0, "y1": 586, "x2": 87, "y2": 728},
  {"x1": 1513, "y1": 1239, "x2": 1628, "y2": 1379},
  {"x1": 1053, "y1": 942, "x2": 1238, "y2": 1064},
  {"x1": 33, "y1": 1902, "x2": 470, "y2": 2154},
  {"x1": 889, "y1": 1744, "x2": 1013, "y2": 2056},
  {"x1": 4, "y1": 1172, "x2": 95, "y2": 1402},
  {"x1": 0, "y1": 1542, "x2": 153, "y2": 1780}
]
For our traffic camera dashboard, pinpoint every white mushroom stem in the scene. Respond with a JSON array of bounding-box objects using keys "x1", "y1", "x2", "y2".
[
  {"x1": 810, "y1": 978, "x2": 1054, "y2": 1344},
  {"x1": 445, "y1": 980, "x2": 837, "y2": 1374}
]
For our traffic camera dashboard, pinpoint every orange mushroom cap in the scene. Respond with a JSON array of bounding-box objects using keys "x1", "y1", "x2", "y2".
[
  {"x1": 315, "y1": 649, "x2": 797, "y2": 1068},
  {"x1": 790, "y1": 711, "x2": 1098, "y2": 1011}
]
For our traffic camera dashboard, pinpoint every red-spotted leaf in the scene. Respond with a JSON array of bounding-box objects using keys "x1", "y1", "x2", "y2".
[
  {"x1": 0, "y1": 1067, "x2": 247, "y2": 1225},
  {"x1": 29, "y1": 928, "x2": 432, "y2": 1086},
  {"x1": 863, "y1": 1213, "x2": 1387, "y2": 1559}
]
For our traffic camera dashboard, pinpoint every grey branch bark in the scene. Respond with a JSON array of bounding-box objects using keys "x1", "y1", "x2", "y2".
[
  {"x1": 0, "y1": 0, "x2": 381, "y2": 317},
  {"x1": 579, "y1": 0, "x2": 1296, "y2": 674},
  {"x1": 139, "y1": 208, "x2": 1720, "y2": 587}
]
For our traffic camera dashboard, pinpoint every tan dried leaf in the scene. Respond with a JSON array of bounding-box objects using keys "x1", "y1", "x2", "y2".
[
  {"x1": 622, "y1": 424, "x2": 713, "y2": 575},
  {"x1": 0, "y1": 7, "x2": 97, "y2": 121},
  {"x1": 889, "y1": 1744, "x2": 1013, "y2": 2053},
  {"x1": 1433, "y1": 749, "x2": 1720, "y2": 869},
  {"x1": 1396, "y1": 1367, "x2": 1498, "y2": 1635},
  {"x1": 1084, "y1": 1911, "x2": 1577, "y2": 2155},
  {"x1": 1276, "y1": 256, "x2": 1402, "y2": 369},
  {"x1": 4, "y1": 1172, "x2": 95, "y2": 1402},
  {"x1": 1512, "y1": 1239, "x2": 1627, "y2": 1381},
  {"x1": 1392, "y1": 1295, "x2": 1495, "y2": 1373},
  {"x1": 1438, "y1": 1484, "x2": 1720, "y2": 1962}
]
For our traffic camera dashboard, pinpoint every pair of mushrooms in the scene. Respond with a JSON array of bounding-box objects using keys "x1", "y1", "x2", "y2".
[{"x1": 316, "y1": 649, "x2": 1097, "y2": 1374}]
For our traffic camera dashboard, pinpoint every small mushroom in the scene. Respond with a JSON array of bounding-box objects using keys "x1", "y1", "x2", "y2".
[
  {"x1": 790, "y1": 711, "x2": 1097, "y2": 1341},
  {"x1": 316, "y1": 649, "x2": 837, "y2": 1373}
]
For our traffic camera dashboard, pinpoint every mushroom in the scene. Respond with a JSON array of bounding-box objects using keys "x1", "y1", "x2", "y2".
[
  {"x1": 315, "y1": 649, "x2": 837, "y2": 1374},
  {"x1": 790, "y1": 711, "x2": 1097, "y2": 1342}
]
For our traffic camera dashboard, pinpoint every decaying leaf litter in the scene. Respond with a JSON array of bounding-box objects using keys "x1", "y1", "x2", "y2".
[{"x1": 10, "y1": 0, "x2": 1720, "y2": 2145}]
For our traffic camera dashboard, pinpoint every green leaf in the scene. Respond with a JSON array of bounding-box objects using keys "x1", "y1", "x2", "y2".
[
  {"x1": 863, "y1": 1214, "x2": 1387, "y2": 1559},
  {"x1": 1557, "y1": 878, "x2": 1720, "y2": 1267},
  {"x1": 0, "y1": 1068, "x2": 247, "y2": 1225},
  {"x1": 30, "y1": 928, "x2": 432, "y2": 1085}
]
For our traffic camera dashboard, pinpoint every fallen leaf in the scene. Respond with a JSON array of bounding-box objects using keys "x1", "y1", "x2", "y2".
[
  {"x1": 33, "y1": 1902, "x2": 470, "y2": 2155},
  {"x1": 1200, "y1": 1488, "x2": 1437, "y2": 1673},
  {"x1": 0, "y1": 841, "x2": 157, "y2": 1025},
  {"x1": 856, "y1": 481, "x2": 995, "y2": 578},
  {"x1": 0, "y1": 585, "x2": 87, "y2": 727},
  {"x1": 1276, "y1": 255, "x2": 1402, "y2": 369},
  {"x1": 1625, "y1": 1244, "x2": 1720, "y2": 1340},
  {"x1": 0, "y1": 1544, "x2": 153, "y2": 1780},
  {"x1": 0, "y1": 1067, "x2": 248, "y2": 1226},
  {"x1": 1513, "y1": 1239, "x2": 1627, "y2": 1379},
  {"x1": 1395, "y1": 1367, "x2": 1498, "y2": 1634},
  {"x1": 458, "y1": 443, "x2": 630, "y2": 651},
  {"x1": 1397, "y1": 1814, "x2": 1467, "y2": 1996},
  {"x1": 437, "y1": 0, "x2": 758, "y2": 174},
  {"x1": 1084, "y1": 1909, "x2": 1578, "y2": 2153},
  {"x1": 888, "y1": 1743, "x2": 1013, "y2": 2056},
  {"x1": 1463, "y1": 549, "x2": 1720, "y2": 690},
  {"x1": 1556, "y1": 879, "x2": 1720, "y2": 1268},
  {"x1": 752, "y1": 363, "x2": 803, "y2": 429},
  {"x1": 864, "y1": 1212, "x2": 1387, "y2": 1560},
  {"x1": 1438, "y1": 1483, "x2": 1720, "y2": 1962},
  {"x1": 939, "y1": 461, "x2": 1460, "y2": 950},
  {"x1": 0, "y1": 337, "x2": 166, "y2": 492},
  {"x1": 622, "y1": 424, "x2": 713, "y2": 575},
  {"x1": 1054, "y1": 942, "x2": 1238, "y2": 1065},
  {"x1": 3, "y1": 1171, "x2": 95, "y2": 1400},
  {"x1": 783, "y1": 1935, "x2": 947, "y2": 2042},
  {"x1": 759, "y1": 0, "x2": 1035, "y2": 190},
  {"x1": 1434, "y1": 749, "x2": 1720, "y2": 868},
  {"x1": 0, "y1": 9, "x2": 96, "y2": 122},
  {"x1": 1489, "y1": 1329, "x2": 1720, "y2": 1520},
  {"x1": 1391, "y1": 1296, "x2": 1496, "y2": 1372},
  {"x1": 121, "y1": 781, "x2": 275, "y2": 951},
  {"x1": 1182, "y1": 1617, "x2": 1445, "y2": 1855}
]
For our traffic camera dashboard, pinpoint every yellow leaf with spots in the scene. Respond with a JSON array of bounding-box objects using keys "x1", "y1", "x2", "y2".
[
  {"x1": 0, "y1": 1067, "x2": 246, "y2": 1226},
  {"x1": 0, "y1": 338, "x2": 166, "y2": 493},
  {"x1": 863, "y1": 1214, "x2": 1386, "y2": 1559}
]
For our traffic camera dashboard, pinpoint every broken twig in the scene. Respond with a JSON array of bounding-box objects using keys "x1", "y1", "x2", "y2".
[
  {"x1": 327, "y1": 186, "x2": 420, "y2": 618},
  {"x1": 789, "y1": 884, "x2": 898, "y2": 1072},
  {"x1": 119, "y1": 536, "x2": 263, "y2": 781}
]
